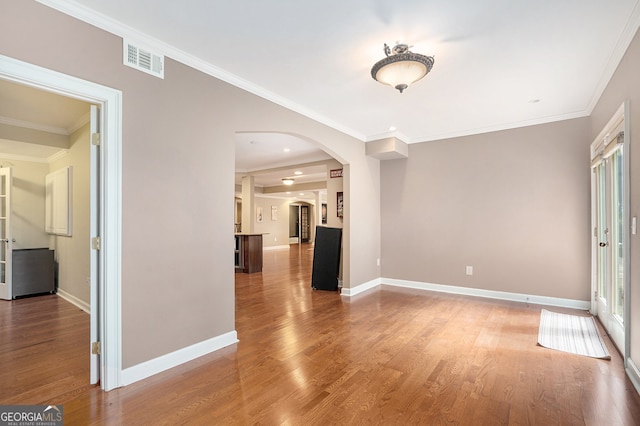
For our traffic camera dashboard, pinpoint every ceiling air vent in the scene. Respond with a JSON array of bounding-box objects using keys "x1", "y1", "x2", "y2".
[{"x1": 123, "y1": 39, "x2": 164, "y2": 79}]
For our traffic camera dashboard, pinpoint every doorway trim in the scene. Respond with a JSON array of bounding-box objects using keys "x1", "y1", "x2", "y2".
[{"x1": 0, "y1": 54, "x2": 123, "y2": 391}]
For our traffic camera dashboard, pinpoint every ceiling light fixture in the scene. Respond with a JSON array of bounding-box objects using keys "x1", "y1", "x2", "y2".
[
  {"x1": 371, "y1": 43, "x2": 434, "y2": 93},
  {"x1": 282, "y1": 178, "x2": 294, "y2": 185}
]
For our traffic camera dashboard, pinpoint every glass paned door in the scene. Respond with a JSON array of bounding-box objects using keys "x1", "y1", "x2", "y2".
[
  {"x1": 611, "y1": 150, "x2": 625, "y2": 320},
  {"x1": 595, "y1": 162, "x2": 607, "y2": 306},
  {"x1": 593, "y1": 148, "x2": 625, "y2": 353},
  {"x1": 301, "y1": 205, "x2": 310, "y2": 242},
  {"x1": 0, "y1": 167, "x2": 12, "y2": 300}
]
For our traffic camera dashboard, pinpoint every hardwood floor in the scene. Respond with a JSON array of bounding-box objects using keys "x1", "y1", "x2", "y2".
[
  {"x1": 2, "y1": 244, "x2": 640, "y2": 424},
  {"x1": 0, "y1": 294, "x2": 91, "y2": 404}
]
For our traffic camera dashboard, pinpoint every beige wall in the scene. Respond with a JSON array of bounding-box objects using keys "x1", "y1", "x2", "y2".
[
  {"x1": 381, "y1": 117, "x2": 590, "y2": 300},
  {"x1": 0, "y1": 128, "x2": 90, "y2": 306},
  {"x1": 0, "y1": 157, "x2": 49, "y2": 250},
  {"x1": 49, "y1": 122, "x2": 91, "y2": 304},
  {"x1": 0, "y1": 0, "x2": 381, "y2": 369},
  {"x1": 589, "y1": 26, "x2": 640, "y2": 372},
  {"x1": 252, "y1": 197, "x2": 295, "y2": 247},
  {"x1": 237, "y1": 160, "x2": 341, "y2": 247}
]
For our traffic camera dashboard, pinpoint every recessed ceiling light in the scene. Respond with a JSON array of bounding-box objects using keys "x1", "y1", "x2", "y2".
[
  {"x1": 283, "y1": 148, "x2": 290, "y2": 152},
  {"x1": 294, "y1": 171, "x2": 303, "y2": 175},
  {"x1": 282, "y1": 178, "x2": 294, "y2": 185},
  {"x1": 389, "y1": 126, "x2": 397, "y2": 132}
]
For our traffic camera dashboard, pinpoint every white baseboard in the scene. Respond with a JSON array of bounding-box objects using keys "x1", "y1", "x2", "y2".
[
  {"x1": 121, "y1": 331, "x2": 238, "y2": 386},
  {"x1": 341, "y1": 277, "x2": 590, "y2": 310},
  {"x1": 627, "y1": 358, "x2": 640, "y2": 396},
  {"x1": 340, "y1": 278, "x2": 381, "y2": 297},
  {"x1": 382, "y1": 278, "x2": 590, "y2": 310},
  {"x1": 56, "y1": 288, "x2": 90, "y2": 314},
  {"x1": 263, "y1": 245, "x2": 290, "y2": 251}
]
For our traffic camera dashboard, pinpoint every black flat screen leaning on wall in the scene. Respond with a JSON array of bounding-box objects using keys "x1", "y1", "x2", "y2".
[{"x1": 311, "y1": 226, "x2": 342, "y2": 291}]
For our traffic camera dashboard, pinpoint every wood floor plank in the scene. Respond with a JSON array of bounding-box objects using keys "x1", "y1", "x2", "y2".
[{"x1": 2, "y1": 245, "x2": 640, "y2": 424}]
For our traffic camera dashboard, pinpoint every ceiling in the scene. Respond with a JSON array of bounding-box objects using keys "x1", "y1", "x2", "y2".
[
  {"x1": 5, "y1": 0, "x2": 640, "y2": 197},
  {"x1": 235, "y1": 132, "x2": 332, "y2": 201},
  {"x1": 0, "y1": 79, "x2": 90, "y2": 162},
  {"x1": 43, "y1": 0, "x2": 640, "y2": 142},
  {"x1": 0, "y1": 79, "x2": 89, "y2": 132}
]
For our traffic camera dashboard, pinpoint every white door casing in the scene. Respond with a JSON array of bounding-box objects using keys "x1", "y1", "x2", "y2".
[
  {"x1": 90, "y1": 104, "x2": 100, "y2": 384},
  {"x1": 0, "y1": 167, "x2": 12, "y2": 301},
  {"x1": 0, "y1": 54, "x2": 123, "y2": 391}
]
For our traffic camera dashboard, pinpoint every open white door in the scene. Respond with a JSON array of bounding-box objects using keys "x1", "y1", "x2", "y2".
[
  {"x1": 590, "y1": 103, "x2": 629, "y2": 355},
  {"x1": 1, "y1": 54, "x2": 123, "y2": 390},
  {"x1": 90, "y1": 105, "x2": 100, "y2": 384},
  {"x1": 0, "y1": 167, "x2": 12, "y2": 300}
]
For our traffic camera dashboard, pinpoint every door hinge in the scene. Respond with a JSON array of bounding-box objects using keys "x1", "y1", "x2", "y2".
[
  {"x1": 91, "y1": 132, "x2": 101, "y2": 146},
  {"x1": 91, "y1": 236, "x2": 101, "y2": 250},
  {"x1": 92, "y1": 341, "x2": 101, "y2": 355}
]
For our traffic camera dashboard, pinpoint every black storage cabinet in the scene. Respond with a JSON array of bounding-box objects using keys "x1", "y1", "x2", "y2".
[
  {"x1": 12, "y1": 248, "x2": 56, "y2": 298},
  {"x1": 311, "y1": 226, "x2": 342, "y2": 291}
]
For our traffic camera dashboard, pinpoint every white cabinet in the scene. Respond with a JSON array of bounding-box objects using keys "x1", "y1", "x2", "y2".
[{"x1": 45, "y1": 166, "x2": 72, "y2": 236}]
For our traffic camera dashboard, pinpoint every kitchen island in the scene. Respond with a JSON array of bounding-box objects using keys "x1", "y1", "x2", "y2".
[{"x1": 234, "y1": 233, "x2": 263, "y2": 273}]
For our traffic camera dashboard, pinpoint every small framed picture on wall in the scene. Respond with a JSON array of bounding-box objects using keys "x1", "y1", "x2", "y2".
[
  {"x1": 271, "y1": 205, "x2": 278, "y2": 221},
  {"x1": 256, "y1": 206, "x2": 263, "y2": 223},
  {"x1": 322, "y1": 203, "x2": 327, "y2": 224},
  {"x1": 337, "y1": 192, "x2": 343, "y2": 218}
]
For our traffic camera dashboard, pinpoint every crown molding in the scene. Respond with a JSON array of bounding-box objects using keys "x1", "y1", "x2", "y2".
[
  {"x1": 0, "y1": 151, "x2": 55, "y2": 164},
  {"x1": 47, "y1": 149, "x2": 69, "y2": 163},
  {"x1": 411, "y1": 110, "x2": 590, "y2": 143},
  {"x1": 0, "y1": 114, "x2": 69, "y2": 135},
  {"x1": 0, "y1": 111, "x2": 89, "y2": 136},
  {"x1": 67, "y1": 111, "x2": 90, "y2": 134},
  {"x1": 36, "y1": 0, "x2": 640, "y2": 145},
  {"x1": 36, "y1": 0, "x2": 367, "y2": 143},
  {"x1": 585, "y1": 0, "x2": 640, "y2": 114}
]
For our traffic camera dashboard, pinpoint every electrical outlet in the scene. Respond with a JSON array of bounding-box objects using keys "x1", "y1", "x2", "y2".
[{"x1": 465, "y1": 266, "x2": 473, "y2": 276}]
